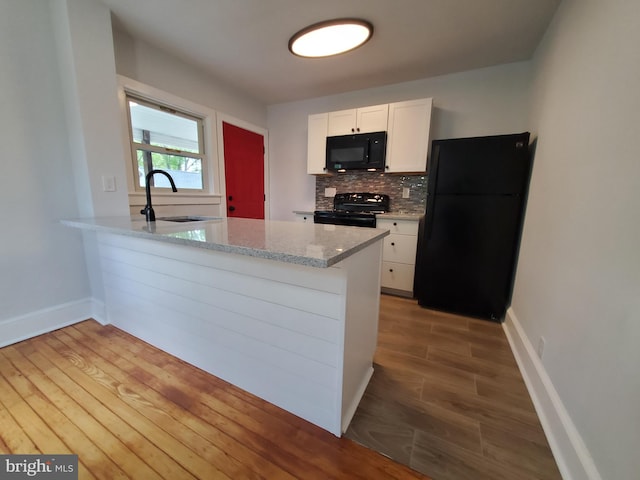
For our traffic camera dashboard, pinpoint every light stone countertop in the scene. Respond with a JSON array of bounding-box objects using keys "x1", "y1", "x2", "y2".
[
  {"x1": 63, "y1": 216, "x2": 389, "y2": 268},
  {"x1": 292, "y1": 210, "x2": 423, "y2": 221},
  {"x1": 377, "y1": 212, "x2": 423, "y2": 221}
]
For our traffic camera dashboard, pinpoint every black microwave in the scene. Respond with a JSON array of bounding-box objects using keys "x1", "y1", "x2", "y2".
[{"x1": 326, "y1": 131, "x2": 387, "y2": 172}]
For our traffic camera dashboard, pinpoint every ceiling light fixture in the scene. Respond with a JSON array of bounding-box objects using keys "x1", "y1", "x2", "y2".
[{"x1": 288, "y1": 18, "x2": 373, "y2": 58}]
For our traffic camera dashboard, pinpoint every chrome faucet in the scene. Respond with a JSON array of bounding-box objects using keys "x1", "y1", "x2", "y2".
[{"x1": 140, "y1": 169, "x2": 177, "y2": 222}]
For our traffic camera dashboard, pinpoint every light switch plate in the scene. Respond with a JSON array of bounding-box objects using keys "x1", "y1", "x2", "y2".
[
  {"x1": 102, "y1": 175, "x2": 116, "y2": 192},
  {"x1": 402, "y1": 187, "x2": 410, "y2": 199}
]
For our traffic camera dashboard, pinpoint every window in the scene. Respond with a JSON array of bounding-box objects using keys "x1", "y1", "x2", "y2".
[{"x1": 126, "y1": 94, "x2": 206, "y2": 191}]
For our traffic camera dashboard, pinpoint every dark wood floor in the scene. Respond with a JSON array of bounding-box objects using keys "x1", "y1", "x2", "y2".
[
  {"x1": 345, "y1": 295, "x2": 562, "y2": 480},
  {"x1": 0, "y1": 315, "x2": 430, "y2": 479}
]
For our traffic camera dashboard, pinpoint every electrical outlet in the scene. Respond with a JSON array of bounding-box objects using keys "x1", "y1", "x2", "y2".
[
  {"x1": 537, "y1": 336, "x2": 546, "y2": 359},
  {"x1": 324, "y1": 187, "x2": 336, "y2": 197}
]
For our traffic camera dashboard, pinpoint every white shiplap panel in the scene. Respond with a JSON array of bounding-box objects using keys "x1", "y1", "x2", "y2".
[
  {"x1": 101, "y1": 269, "x2": 340, "y2": 370},
  {"x1": 99, "y1": 233, "x2": 346, "y2": 293},
  {"x1": 96, "y1": 232, "x2": 382, "y2": 436},
  {"x1": 102, "y1": 281, "x2": 338, "y2": 429},
  {"x1": 99, "y1": 241, "x2": 345, "y2": 320},
  {"x1": 99, "y1": 248, "x2": 341, "y2": 343},
  {"x1": 340, "y1": 240, "x2": 383, "y2": 432},
  {"x1": 102, "y1": 278, "x2": 339, "y2": 400}
]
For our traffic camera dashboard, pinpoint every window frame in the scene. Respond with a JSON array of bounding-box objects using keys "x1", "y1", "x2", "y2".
[
  {"x1": 117, "y1": 76, "x2": 220, "y2": 198},
  {"x1": 127, "y1": 94, "x2": 206, "y2": 191}
]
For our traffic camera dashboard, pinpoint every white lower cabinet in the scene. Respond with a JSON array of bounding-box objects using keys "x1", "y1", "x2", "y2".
[
  {"x1": 294, "y1": 212, "x2": 313, "y2": 223},
  {"x1": 377, "y1": 218, "x2": 419, "y2": 296},
  {"x1": 381, "y1": 261, "x2": 415, "y2": 293}
]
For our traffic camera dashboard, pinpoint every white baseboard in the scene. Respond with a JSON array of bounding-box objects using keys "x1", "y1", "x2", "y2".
[
  {"x1": 0, "y1": 298, "x2": 106, "y2": 348},
  {"x1": 503, "y1": 307, "x2": 602, "y2": 480}
]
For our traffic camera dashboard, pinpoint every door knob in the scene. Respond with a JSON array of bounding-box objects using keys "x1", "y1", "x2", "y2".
[
  {"x1": 229, "y1": 206, "x2": 236, "y2": 212},
  {"x1": 228, "y1": 195, "x2": 233, "y2": 201}
]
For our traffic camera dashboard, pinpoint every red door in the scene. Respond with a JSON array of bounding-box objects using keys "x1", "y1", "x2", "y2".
[{"x1": 222, "y1": 122, "x2": 265, "y2": 219}]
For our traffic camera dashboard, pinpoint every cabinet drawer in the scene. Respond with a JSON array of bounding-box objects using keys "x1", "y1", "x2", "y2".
[
  {"x1": 383, "y1": 234, "x2": 418, "y2": 264},
  {"x1": 377, "y1": 218, "x2": 419, "y2": 235},
  {"x1": 381, "y1": 261, "x2": 415, "y2": 292}
]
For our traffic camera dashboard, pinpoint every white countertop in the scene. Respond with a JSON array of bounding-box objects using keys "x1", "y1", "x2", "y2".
[
  {"x1": 63, "y1": 216, "x2": 389, "y2": 268},
  {"x1": 377, "y1": 212, "x2": 423, "y2": 221},
  {"x1": 293, "y1": 210, "x2": 423, "y2": 221}
]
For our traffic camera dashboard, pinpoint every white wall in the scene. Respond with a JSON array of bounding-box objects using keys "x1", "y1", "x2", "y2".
[
  {"x1": 52, "y1": 0, "x2": 130, "y2": 218},
  {"x1": 112, "y1": 27, "x2": 267, "y2": 128},
  {"x1": 48, "y1": 0, "x2": 132, "y2": 320},
  {"x1": 0, "y1": 1, "x2": 91, "y2": 341},
  {"x1": 509, "y1": 1, "x2": 640, "y2": 479},
  {"x1": 267, "y1": 61, "x2": 533, "y2": 220}
]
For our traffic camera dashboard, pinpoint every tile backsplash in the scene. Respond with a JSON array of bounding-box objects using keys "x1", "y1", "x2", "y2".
[{"x1": 315, "y1": 172, "x2": 428, "y2": 213}]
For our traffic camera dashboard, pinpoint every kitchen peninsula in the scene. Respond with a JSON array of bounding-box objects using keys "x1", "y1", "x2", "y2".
[{"x1": 63, "y1": 216, "x2": 389, "y2": 436}]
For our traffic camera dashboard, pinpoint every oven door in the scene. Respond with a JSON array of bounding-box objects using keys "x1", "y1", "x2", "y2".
[{"x1": 313, "y1": 211, "x2": 377, "y2": 228}]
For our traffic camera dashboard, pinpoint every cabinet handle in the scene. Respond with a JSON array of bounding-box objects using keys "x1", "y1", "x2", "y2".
[
  {"x1": 356, "y1": 127, "x2": 360, "y2": 132},
  {"x1": 391, "y1": 242, "x2": 395, "y2": 246},
  {"x1": 351, "y1": 128, "x2": 355, "y2": 133},
  {"x1": 393, "y1": 222, "x2": 397, "y2": 226},
  {"x1": 389, "y1": 268, "x2": 393, "y2": 272}
]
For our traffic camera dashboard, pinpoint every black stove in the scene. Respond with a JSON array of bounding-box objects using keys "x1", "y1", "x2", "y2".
[{"x1": 314, "y1": 193, "x2": 390, "y2": 228}]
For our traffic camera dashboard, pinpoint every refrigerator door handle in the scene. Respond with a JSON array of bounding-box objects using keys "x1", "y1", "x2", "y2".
[
  {"x1": 425, "y1": 193, "x2": 435, "y2": 239},
  {"x1": 425, "y1": 144, "x2": 441, "y2": 240}
]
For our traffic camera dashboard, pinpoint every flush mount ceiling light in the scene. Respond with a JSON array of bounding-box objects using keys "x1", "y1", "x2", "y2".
[{"x1": 288, "y1": 19, "x2": 373, "y2": 58}]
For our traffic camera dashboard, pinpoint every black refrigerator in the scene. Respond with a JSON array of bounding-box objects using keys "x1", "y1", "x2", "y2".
[{"x1": 414, "y1": 132, "x2": 532, "y2": 322}]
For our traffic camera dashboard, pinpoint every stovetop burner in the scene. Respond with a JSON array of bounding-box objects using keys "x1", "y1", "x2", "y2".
[
  {"x1": 332, "y1": 192, "x2": 390, "y2": 213},
  {"x1": 313, "y1": 192, "x2": 390, "y2": 227}
]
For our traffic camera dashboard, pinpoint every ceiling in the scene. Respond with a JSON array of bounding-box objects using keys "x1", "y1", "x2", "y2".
[{"x1": 99, "y1": 0, "x2": 560, "y2": 105}]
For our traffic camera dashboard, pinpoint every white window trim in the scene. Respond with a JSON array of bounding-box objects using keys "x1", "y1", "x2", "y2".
[{"x1": 116, "y1": 75, "x2": 222, "y2": 199}]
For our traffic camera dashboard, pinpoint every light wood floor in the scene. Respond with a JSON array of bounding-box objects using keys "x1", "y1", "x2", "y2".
[
  {"x1": 0, "y1": 315, "x2": 429, "y2": 479},
  {"x1": 345, "y1": 295, "x2": 562, "y2": 480}
]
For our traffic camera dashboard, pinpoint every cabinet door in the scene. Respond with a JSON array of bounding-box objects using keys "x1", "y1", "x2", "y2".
[
  {"x1": 327, "y1": 109, "x2": 357, "y2": 136},
  {"x1": 357, "y1": 104, "x2": 389, "y2": 133},
  {"x1": 383, "y1": 234, "x2": 418, "y2": 264},
  {"x1": 377, "y1": 218, "x2": 420, "y2": 236},
  {"x1": 307, "y1": 113, "x2": 329, "y2": 174},
  {"x1": 386, "y1": 98, "x2": 432, "y2": 173},
  {"x1": 327, "y1": 104, "x2": 389, "y2": 135},
  {"x1": 381, "y1": 261, "x2": 415, "y2": 292}
]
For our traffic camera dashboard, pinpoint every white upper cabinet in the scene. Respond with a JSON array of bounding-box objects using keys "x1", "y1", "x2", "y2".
[
  {"x1": 327, "y1": 104, "x2": 389, "y2": 136},
  {"x1": 307, "y1": 112, "x2": 329, "y2": 175},
  {"x1": 385, "y1": 98, "x2": 433, "y2": 173},
  {"x1": 307, "y1": 98, "x2": 433, "y2": 175}
]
